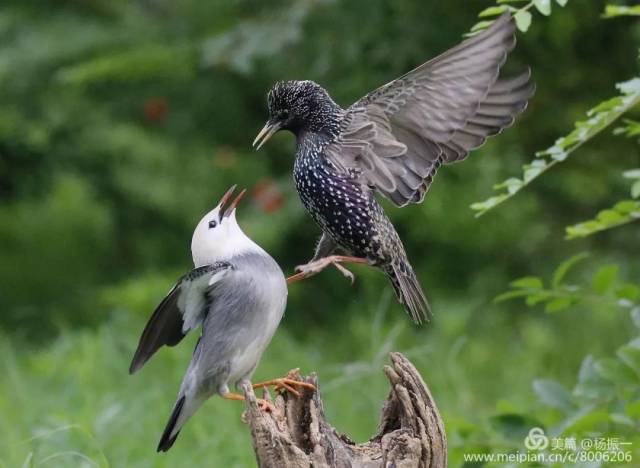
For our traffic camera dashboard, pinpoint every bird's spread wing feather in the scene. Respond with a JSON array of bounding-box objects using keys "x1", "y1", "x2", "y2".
[
  {"x1": 129, "y1": 262, "x2": 232, "y2": 374},
  {"x1": 324, "y1": 13, "x2": 534, "y2": 207}
]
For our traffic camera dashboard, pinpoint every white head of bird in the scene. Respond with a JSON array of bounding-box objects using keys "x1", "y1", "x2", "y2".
[{"x1": 191, "y1": 186, "x2": 263, "y2": 266}]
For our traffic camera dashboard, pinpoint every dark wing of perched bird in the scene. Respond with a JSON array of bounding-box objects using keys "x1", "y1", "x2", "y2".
[
  {"x1": 324, "y1": 13, "x2": 535, "y2": 207},
  {"x1": 129, "y1": 262, "x2": 231, "y2": 374}
]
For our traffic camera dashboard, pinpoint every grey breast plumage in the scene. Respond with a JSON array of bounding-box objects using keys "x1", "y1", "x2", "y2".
[
  {"x1": 155, "y1": 252, "x2": 286, "y2": 451},
  {"x1": 131, "y1": 251, "x2": 287, "y2": 452},
  {"x1": 323, "y1": 13, "x2": 535, "y2": 207},
  {"x1": 188, "y1": 252, "x2": 287, "y2": 387}
]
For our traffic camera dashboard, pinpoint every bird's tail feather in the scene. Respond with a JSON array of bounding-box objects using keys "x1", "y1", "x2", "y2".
[
  {"x1": 385, "y1": 261, "x2": 430, "y2": 324},
  {"x1": 157, "y1": 393, "x2": 204, "y2": 452}
]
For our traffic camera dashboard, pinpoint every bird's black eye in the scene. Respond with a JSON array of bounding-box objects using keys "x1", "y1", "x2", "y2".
[
  {"x1": 208, "y1": 220, "x2": 217, "y2": 229},
  {"x1": 279, "y1": 109, "x2": 289, "y2": 120}
]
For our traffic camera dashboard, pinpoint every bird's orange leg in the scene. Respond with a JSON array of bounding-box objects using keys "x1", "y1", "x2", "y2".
[
  {"x1": 287, "y1": 255, "x2": 369, "y2": 284},
  {"x1": 221, "y1": 392, "x2": 275, "y2": 412}
]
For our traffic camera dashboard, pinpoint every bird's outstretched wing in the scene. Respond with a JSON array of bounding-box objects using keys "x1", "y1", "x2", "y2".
[
  {"x1": 129, "y1": 262, "x2": 232, "y2": 374},
  {"x1": 324, "y1": 13, "x2": 535, "y2": 207}
]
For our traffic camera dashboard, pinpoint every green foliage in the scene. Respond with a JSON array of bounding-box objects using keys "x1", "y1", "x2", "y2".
[
  {"x1": 565, "y1": 126, "x2": 640, "y2": 238},
  {"x1": 565, "y1": 200, "x2": 640, "y2": 239},
  {"x1": 1, "y1": 0, "x2": 639, "y2": 466},
  {"x1": 472, "y1": 0, "x2": 569, "y2": 33},
  {"x1": 603, "y1": 5, "x2": 640, "y2": 18},
  {"x1": 491, "y1": 255, "x2": 640, "y2": 460},
  {"x1": 472, "y1": 78, "x2": 640, "y2": 216},
  {"x1": 497, "y1": 254, "x2": 638, "y2": 312}
]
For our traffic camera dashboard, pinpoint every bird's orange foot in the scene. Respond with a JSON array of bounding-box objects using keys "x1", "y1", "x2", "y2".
[
  {"x1": 253, "y1": 370, "x2": 316, "y2": 398},
  {"x1": 223, "y1": 391, "x2": 276, "y2": 412}
]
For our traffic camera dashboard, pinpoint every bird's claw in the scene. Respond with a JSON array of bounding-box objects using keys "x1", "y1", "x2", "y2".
[
  {"x1": 294, "y1": 257, "x2": 356, "y2": 284},
  {"x1": 253, "y1": 370, "x2": 316, "y2": 399},
  {"x1": 332, "y1": 262, "x2": 355, "y2": 284},
  {"x1": 293, "y1": 261, "x2": 321, "y2": 275},
  {"x1": 272, "y1": 378, "x2": 316, "y2": 397}
]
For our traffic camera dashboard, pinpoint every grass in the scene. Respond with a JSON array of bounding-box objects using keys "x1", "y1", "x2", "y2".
[{"x1": 0, "y1": 281, "x2": 632, "y2": 467}]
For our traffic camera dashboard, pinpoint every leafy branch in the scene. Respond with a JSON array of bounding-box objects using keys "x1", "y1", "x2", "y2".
[
  {"x1": 470, "y1": 0, "x2": 569, "y2": 35},
  {"x1": 495, "y1": 252, "x2": 639, "y2": 313},
  {"x1": 471, "y1": 78, "x2": 640, "y2": 217}
]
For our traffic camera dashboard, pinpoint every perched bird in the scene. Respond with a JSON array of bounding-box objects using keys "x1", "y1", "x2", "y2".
[
  {"x1": 253, "y1": 14, "x2": 534, "y2": 324},
  {"x1": 129, "y1": 186, "x2": 313, "y2": 452}
]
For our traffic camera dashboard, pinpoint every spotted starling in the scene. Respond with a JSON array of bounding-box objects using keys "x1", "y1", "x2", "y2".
[{"x1": 253, "y1": 13, "x2": 534, "y2": 324}]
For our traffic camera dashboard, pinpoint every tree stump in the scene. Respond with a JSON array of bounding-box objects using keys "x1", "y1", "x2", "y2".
[{"x1": 241, "y1": 352, "x2": 447, "y2": 467}]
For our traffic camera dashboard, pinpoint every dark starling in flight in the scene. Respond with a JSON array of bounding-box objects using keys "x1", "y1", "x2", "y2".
[{"x1": 253, "y1": 14, "x2": 534, "y2": 324}]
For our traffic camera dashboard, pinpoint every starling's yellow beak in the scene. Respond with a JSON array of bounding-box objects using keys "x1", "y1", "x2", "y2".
[{"x1": 252, "y1": 120, "x2": 280, "y2": 151}]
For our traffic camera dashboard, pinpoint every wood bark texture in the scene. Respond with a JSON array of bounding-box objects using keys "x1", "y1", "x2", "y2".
[{"x1": 241, "y1": 352, "x2": 447, "y2": 468}]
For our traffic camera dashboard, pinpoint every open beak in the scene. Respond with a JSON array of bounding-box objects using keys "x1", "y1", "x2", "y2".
[
  {"x1": 252, "y1": 120, "x2": 280, "y2": 151},
  {"x1": 216, "y1": 185, "x2": 247, "y2": 220},
  {"x1": 217, "y1": 184, "x2": 237, "y2": 212},
  {"x1": 223, "y1": 188, "x2": 246, "y2": 218}
]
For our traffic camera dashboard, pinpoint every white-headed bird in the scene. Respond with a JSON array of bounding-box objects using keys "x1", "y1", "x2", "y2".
[{"x1": 129, "y1": 186, "x2": 313, "y2": 452}]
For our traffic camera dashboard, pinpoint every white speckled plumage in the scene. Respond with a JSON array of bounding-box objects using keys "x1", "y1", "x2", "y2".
[{"x1": 255, "y1": 13, "x2": 534, "y2": 324}]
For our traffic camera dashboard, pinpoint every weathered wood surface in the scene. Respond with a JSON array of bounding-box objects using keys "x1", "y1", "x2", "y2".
[{"x1": 241, "y1": 352, "x2": 447, "y2": 468}]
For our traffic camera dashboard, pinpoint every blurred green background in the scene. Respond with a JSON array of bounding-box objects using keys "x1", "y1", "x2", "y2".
[{"x1": 1, "y1": 0, "x2": 638, "y2": 466}]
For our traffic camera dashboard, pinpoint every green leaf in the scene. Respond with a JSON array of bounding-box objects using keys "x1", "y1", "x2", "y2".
[
  {"x1": 494, "y1": 177, "x2": 524, "y2": 194},
  {"x1": 470, "y1": 194, "x2": 509, "y2": 215},
  {"x1": 478, "y1": 5, "x2": 509, "y2": 17},
  {"x1": 470, "y1": 21, "x2": 495, "y2": 32},
  {"x1": 566, "y1": 200, "x2": 640, "y2": 239},
  {"x1": 523, "y1": 161, "x2": 546, "y2": 182},
  {"x1": 514, "y1": 10, "x2": 532, "y2": 32},
  {"x1": 617, "y1": 343, "x2": 640, "y2": 375},
  {"x1": 562, "y1": 410, "x2": 611, "y2": 433},
  {"x1": 616, "y1": 283, "x2": 640, "y2": 302},
  {"x1": 631, "y1": 180, "x2": 640, "y2": 199},
  {"x1": 574, "y1": 376, "x2": 616, "y2": 401},
  {"x1": 533, "y1": 0, "x2": 552, "y2": 15},
  {"x1": 20, "y1": 452, "x2": 33, "y2": 468},
  {"x1": 617, "y1": 337, "x2": 640, "y2": 370},
  {"x1": 603, "y1": 5, "x2": 640, "y2": 18},
  {"x1": 493, "y1": 289, "x2": 531, "y2": 303},
  {"x1": 533, "y1": 379, "x2": 574, "y2": 412},
  {"x1": 595, "y1": 357, "x2": 637, "y2": 384},
  {"x1": 525, "y1": 292, "x2": 552, "y2": 306},
  {"x1": 510, "y1": 276, "x2": 543, "y2": 290},
  {"x1": 578, "y1": 355, "x2": 596, "y2": 383},
  {"x1": 592, "y1": 265, "x2": 619, "y2": 294},
  {"x1": 614, "y1": 200, "x2": 640, "y2": 213},
  {"x1": 597, "y1": 209, "x2": 624, "y2": 224},
  {"x1": 616, "y1": 120, "x2": 640, "y2": 137},
  {"x1": 552, "y1": 252, "x2": 589, "y2": 288},
  {"x1": 545, "y1": 297, "x2": 573, "y2": 313}
]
